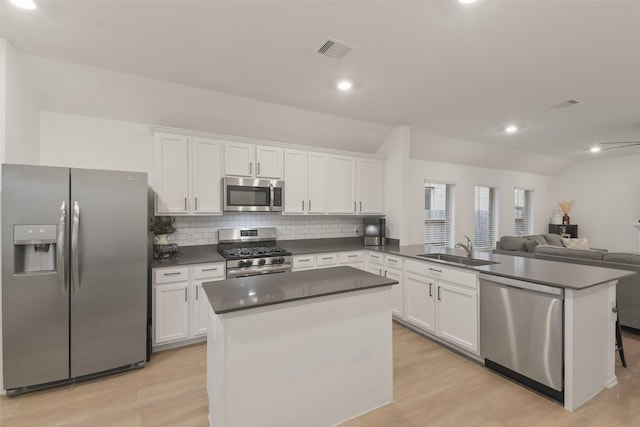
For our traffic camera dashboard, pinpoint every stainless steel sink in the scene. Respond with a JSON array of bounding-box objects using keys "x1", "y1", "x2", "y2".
[{"x1": 417, "y1": 253, "x2": 499, "y2": 267}]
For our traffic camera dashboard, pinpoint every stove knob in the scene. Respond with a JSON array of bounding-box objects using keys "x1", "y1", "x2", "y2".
[
  {"x1": 238, "y1": 260, "x2": 247, "y2": 268},
  {"x1": 258, "y1": 258, "x2": 266, "y2": 266},
  {"x1": 276, "y1": 257, "x2": 285, "y2": 264},
  {"x1": 245, "y1": 259, "x2": 253, "y2": 267}
]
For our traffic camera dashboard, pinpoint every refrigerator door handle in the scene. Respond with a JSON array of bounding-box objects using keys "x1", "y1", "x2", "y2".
[
  {"x1": 72, "y1": 201, "x2": 81, "y2": 293},
  {"x1": 57, "y1": 201, "x2": 67, "y2": 295}
]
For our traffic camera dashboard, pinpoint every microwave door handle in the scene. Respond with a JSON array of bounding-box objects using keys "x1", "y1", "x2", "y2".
[{"x1": 269, "y1": 184, "x2": 274, "y2": 211}]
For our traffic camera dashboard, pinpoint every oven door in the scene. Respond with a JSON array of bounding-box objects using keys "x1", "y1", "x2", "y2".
[{"x1": 223, "y1": 177, "x2": 283, "y2": 212}]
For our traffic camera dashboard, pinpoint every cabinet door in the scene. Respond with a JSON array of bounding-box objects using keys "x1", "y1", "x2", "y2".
[
  {"x1": 154, "y1": 283, "x2": 189, "y2": 344},
  {"x1": 327, "y1": 155, "x2": 356, "y2": 214},
  {"x1": 225, "y1": 142, "x2": 255, "y2": 177},
  {"x1": 283, "y1": 149, "x2": 307, "y2": 213},
  {"x1": 357, "y1": 159, "x2": 384, "y2": 214},
  {"x1": 404, "y1": 273, "x2": 436, "y2": 332},
  {"x1": 386, "y1": 267, "x2": 403, "y2": 318},
  {"x1": 256, "y1": 146, "x2": 283, "y2": 179},
  {"x1": 191, "y1": 281, "x2": 210, "y2": 337},
  {"x1": 192, "y1": 138, "x2": 222, "y2": 214},
  {"x1": 307, "y1": 152, "x2": 328, "y2": 214},
  {"x1": 366, "y1": 265, "x2": 383, "y2": 276},
  {"x1": 436, "y1": 283, "x2": 478, "y2": 353},
  {"x1": 153, "y1": 133, "x2": 189, "y2": 214}
]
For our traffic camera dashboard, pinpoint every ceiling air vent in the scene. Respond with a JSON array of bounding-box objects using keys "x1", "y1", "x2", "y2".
[
  {"x1": 316, "y1": 38, "x2": 356, "y2": 59},
  {"x1": 551, "y1": 99, "x2": 580, "y2": 109}
]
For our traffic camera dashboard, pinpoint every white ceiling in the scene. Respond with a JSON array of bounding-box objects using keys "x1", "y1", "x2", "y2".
[{"x1": 2, "y1": 0, "x2": 640, "y2": 163}]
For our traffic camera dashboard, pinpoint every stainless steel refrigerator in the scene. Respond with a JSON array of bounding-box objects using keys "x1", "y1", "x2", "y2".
[{"x1": 2, "y1": 164, "x2": 148, "y2": 396}]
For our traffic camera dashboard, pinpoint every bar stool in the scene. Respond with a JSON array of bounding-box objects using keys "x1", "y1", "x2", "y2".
[{"x1": 614, "y1": 308, "x2": 627, "y2": 368}]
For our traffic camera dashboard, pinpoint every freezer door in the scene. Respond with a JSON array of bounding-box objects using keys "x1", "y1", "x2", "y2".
[
  {"x1": 1, "y1": 164, "x2": 70, "y2": 389},
  {"x1": 69, "y1": 168, "x2": 148, "y2": 377}
]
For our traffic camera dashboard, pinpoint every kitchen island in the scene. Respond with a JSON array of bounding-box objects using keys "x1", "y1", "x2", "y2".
[{"x1": 202, "y1": 266, "x2": 398, "y2": 427}]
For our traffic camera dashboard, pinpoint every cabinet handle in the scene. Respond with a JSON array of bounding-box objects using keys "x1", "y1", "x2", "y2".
[
  {"x1": 437, "y1": 286, "x2": 441, "y2": 301},
  {"x1": 302, "y1": 200, "x2": 304, "y2": 211},
  {"x1": 308, "y1": 200, "x2": 311, "y2": 211},
  {"x1": 371, "y1": 254, "x2": 380, "y2": 259},
  {"x1": 428, "y1": 267, "x2": 442, "y2": 273},
  {"x1": 164, "y1": 272, "x2": 182, "y2": 276},
  {"x1": 202, "y1": 268, "x2": 218, "y2": 272},
  {"x1": 353, "y1": 201, "x2": 356, "y2": 212},
  {"x1": 249, "y1": 162, "x2": 252, "y2": 175},
  {"x1": 384, "y1": 270, "x2": 387, "y2": 278},
  {"x1": 184, "y1": 197, "x2": 187, "y2": 210},
  {"x1": 196, "y1": 286, "x2": 199, "y2": 300},
  {"x1": 195, "y1": 197, "x2": 198, "y2": 211},
  {"x1": 257, "y1": 162, "x2": 261, "y2": 175},
  {"x1": 388, "y1": 258, "x2": 397, "y2": 263},
  {"x1": 185, "y1": 288, "x2": 188, "y2": 302},
  {"x1": 347, "y1": 255, "x2": 358, "y2": 258},
  {"x1": 379, "y1": 269, "x2": 382, "y2": 276},
  {"x1": 360, "y1": 201, "x2": 362, "y2": 212},
  {"x1": 299, "y1": 258, "x2": 311, "y2": 262},
  {"x1": 322, "y1": 257, "x2": 333, "y2": 260},
  {"x1": 429, "y1": 283, "x2": 433, "y2": 297}
]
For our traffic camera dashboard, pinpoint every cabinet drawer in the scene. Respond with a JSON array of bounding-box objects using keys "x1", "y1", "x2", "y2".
[
  {"x1": 154, "y1": 267, "x2": 189, "y2": 284},
  {"x1": 405, "y1": 259, "x2": 477, "y2": 289},
  {"x1": 316, "y1": 253, "x2": 337, "y2": 266},
  {"x1": 339, "y1": 251, "x2": 364, "y2": 264},
  {"x1": 293, "y1": 255, "x2": 316, "y2": 269},
  {"x1": 193, "y1": 264, "x2": 225, "y2": 280},
  {"x1": 367, "y1": 252, "x2": 384, "y2": 265},
  {"x1": 384, "y1": 255, "x2": 403, "y2": 268}
]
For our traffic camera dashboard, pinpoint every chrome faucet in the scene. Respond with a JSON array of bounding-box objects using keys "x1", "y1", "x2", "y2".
[{"x1": 455, "y1": 235, "x2": 473, "y2": 257}]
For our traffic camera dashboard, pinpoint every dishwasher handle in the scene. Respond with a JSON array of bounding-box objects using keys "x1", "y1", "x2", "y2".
[{"x1": 479, "y1": 273, "x2": 563, "y2": 297}]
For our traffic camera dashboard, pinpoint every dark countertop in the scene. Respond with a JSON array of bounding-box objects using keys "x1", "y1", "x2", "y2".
[
  {"x1": 202, "y1": 266, "x2": 398, "y2": 314},
  {"x1": 152, "y1": 238, "x2": 634, "y2": 291}
]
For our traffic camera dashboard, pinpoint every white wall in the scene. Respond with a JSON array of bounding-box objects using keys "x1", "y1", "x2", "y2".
[
  {"x1": 553, "y1": 155, "x2": 640, "y2": 251},
  {"x1": 3, "y1": 41, "x2": 39, "y2": 164},
  {"x1": 376, "y1": 126, "x2": 410, "y2": 242},
  {"x1": 407, "y1": 158, "x2": 555, "y2": 247}
]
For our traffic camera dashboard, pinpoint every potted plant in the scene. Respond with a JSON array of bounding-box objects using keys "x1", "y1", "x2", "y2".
[{"x1": 149, "y1": 216, "x2": 176, "y2": 245}]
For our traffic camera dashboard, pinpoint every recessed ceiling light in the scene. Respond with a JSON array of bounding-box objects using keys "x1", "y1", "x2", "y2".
[
  {"x1": 337, "y1": 80, "x2": 352, "y2": 91},
  {"x1": 9, "y1": 0, "x2": 37, "y2": 10},
  {"x1": 505, "y1": 125, "x2": 518, "y2": 134},
  {"x1": 459, "y1": 0, "x2": 477, "y2": 4},
  {"x1": 590, "y1": 147, "x2": 601, "y2": 153}
]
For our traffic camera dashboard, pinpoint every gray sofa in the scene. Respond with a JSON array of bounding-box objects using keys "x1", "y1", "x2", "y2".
[{"x1": 494, "y1": 234, "x2": 640, "y2": 330}]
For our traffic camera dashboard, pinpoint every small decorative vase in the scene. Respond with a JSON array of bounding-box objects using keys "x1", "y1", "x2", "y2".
[
  {"x1": 154, "y1": 234, "x2": 170, "y2": 245},
  {"x1": 562, "y1": 214, "x2": 570, "y2": 226}
]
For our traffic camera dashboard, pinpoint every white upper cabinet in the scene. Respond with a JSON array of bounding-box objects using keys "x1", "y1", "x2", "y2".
[
  {"x1": 153, "y1": 132, "x2": 222, "y2": 215},
  {"x1": 224, "y1": 142, "x2": 283, "y2": 179},
  {"x1": 153, "y1": 133, "x2": 190, "y2": 214},
  {"x1": 328, "y1": 155, "x2": 357, "y2": 214},
  {"x1": 284, "y1": 149, "x2": 327, "y2": 214},
  {"x1": 327, "y1": 155, "x2": 384, "y2": 215},
  {"x1": 357, "y1": 159, "x2": 384, "y2": 214}
]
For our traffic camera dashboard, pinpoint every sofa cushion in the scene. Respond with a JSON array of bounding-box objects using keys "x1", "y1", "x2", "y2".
[
  {"x1": 543, "y1": 234, "x2": 564, "y2": 246},
  {"x1": 524, "y1": 240, "x2": 540, "y2": 252},
  {"x1": 499, "y1": 236, "x2": 527, "y2": 251},
  {"x1": 562, "y1": 238, "x2": 590, "y2": 250},
  {"x1": 603, "y1": 252, "x2": 640, "y2": 265},
  {"x1": 534, "y1": 245, "x2": 605, "y2": 260},
  {"x1": 526, "y1": 235, "x2": 548, "y2": 245}
]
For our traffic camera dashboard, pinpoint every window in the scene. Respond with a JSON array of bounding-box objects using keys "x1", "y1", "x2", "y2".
[
  {"x1": 474, "y1": 186, "x2": 497, "y2": 250},
  {"x1": 424, "y1": 182, "x2": 455, "y2": 248},
  {"x1": 514, "y1": 188, "x2": 533, "y2": 236}
]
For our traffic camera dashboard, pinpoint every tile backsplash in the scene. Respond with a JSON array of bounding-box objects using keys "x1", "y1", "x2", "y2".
[{"x1": 170, "y1": 213, "x2": 366, "y2": 246}]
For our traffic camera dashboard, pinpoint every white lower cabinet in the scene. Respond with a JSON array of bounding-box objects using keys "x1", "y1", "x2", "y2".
[
  {"x1": 292, "y1": 251, "x2": 365, "y2": 272},
  {"x1": 153, "y1": 262, "x2": 225, "y2": 349},
  {"x1": 402, "y1": 259, "x2": 479, "y2": 354},
  {"x1": 367, "y1": 252, "x2": 404, "y2": 318}
]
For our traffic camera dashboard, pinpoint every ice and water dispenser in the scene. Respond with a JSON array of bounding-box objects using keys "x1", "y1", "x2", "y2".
[{"x1": 13, "y1": 224, "x2": 57, "y2": 273}]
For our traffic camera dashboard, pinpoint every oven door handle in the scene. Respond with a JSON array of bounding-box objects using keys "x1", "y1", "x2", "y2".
[
  {"x1": 269, "y1": 183, "x2": 274, "y2": 211},
  {"x1": 227, "y1": 264, "x2": 292, "y2": 278}
]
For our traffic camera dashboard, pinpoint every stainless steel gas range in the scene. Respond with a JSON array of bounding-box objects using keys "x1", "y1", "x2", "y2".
[{"x1": 218, "y1": 227, "x2": 292, "y2": 278}]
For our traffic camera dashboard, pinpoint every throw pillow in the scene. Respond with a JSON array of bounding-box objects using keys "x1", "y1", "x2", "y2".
[
  {"x1": 524, "y1": 240, "x2": 539, "y2": 252},
  {"x1": 562, "y1": 238, "x2": 590, "y2": 250},
  {"x1": 543, "y1": 233, "x2": 564, "y2": 247}
]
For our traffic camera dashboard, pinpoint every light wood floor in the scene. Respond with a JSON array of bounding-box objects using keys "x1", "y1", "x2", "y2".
[{"x1": 2, "y1": 322, "x2": 639, "y2": 426}]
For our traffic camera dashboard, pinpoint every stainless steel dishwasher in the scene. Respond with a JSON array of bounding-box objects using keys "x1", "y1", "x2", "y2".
[{"x1": 479, "y1": 274, "x2": 564, "y2": 403}]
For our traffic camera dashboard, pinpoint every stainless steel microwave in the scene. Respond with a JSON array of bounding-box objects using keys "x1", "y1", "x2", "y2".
[{"x1": 223, "y1": 177, "x2": 284, "y2": 212}]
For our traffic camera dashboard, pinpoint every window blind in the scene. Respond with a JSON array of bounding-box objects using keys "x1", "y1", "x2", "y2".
[
  {"x1": 424, "y1": 182, "x2": 455, "y2": 248},
  {"x1": 514, "y1": 188, "x2": 533, "y2": 236},
  {"x1": 474, "y1": 186, "x2": 497, "y2": 250}
]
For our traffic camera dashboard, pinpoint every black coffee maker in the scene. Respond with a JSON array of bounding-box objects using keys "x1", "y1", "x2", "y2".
[{"x1": 364, "y1": 218, "x2": 386, "y2": 246}]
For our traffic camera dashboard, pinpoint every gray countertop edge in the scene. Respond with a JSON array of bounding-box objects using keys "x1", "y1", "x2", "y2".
[
  {"x1": 152, "y1": 238, "x2": 635, "y2": 291},
  {"x1": 202, "y1": 266, "x2": 398, "y2": 314}
]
